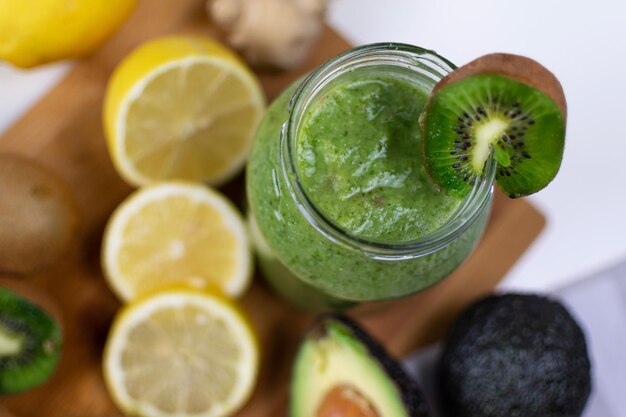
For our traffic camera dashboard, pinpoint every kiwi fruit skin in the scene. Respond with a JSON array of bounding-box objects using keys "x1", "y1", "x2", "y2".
[
  {"x1": 421, "y1": 53, "x2": 566, "y2": 198},
  {"x1": 0, "y1": 281, "x2": 63, "y2": 395},
  {"x1": 0, "y1": 153, "x2": 80, "y2": 275},
  {"x1": 438, "y1": 293, "x2": 591, "y2": 417},
  {"x1": 432, "y1": 54, "x2": 567, "y2": 119}
]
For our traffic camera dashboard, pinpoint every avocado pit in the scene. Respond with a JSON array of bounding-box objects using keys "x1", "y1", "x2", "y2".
[{"x1": 317, "y1": 385, "x2": 380, "y2": 417}]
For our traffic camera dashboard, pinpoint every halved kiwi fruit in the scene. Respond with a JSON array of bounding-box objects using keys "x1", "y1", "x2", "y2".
[
  {"x1": 0, "y1": 279, "x2": 63, "y2": 394},
  {"x1": 421, "y1": 53, "x2": 566, "y2": 198}
]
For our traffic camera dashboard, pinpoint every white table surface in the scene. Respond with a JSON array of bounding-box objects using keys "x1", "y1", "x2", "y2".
[{"x1": 1, "y1": 0, "x2": 625, "y2": 292}]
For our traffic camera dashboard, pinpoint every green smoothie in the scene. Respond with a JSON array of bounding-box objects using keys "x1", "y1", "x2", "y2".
[
  {"x1": 246, "y1": 44, "x2": 493, "y2": 310},
  {"x1": 296, "y1": 76, "x2": 462, "y2": 242}
]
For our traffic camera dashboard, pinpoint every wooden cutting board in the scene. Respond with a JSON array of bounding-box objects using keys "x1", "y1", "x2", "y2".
[{"x1": 0, "y1": 0, "x2": 545, "y2": 416}]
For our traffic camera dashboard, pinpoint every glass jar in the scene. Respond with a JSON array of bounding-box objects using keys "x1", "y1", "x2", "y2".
[{"x1": 246, "y1": 43, "x2": 495, "y2": 310}]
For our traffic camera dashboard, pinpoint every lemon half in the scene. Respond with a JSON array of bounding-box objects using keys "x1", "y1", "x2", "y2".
[
  {"x1": 103, "y1": 288, "x2": 259, "y2": 417},
  {"x1": 102, "y1": 182, "x2": 252, "y2": 301},
  {"x1": 104, "y1": 36, "x2": 265, "y2": 186}
]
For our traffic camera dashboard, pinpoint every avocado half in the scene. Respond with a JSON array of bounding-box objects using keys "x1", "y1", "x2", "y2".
[{"x1": 291, "y1": 314, "x2": 429, "y2": 417}]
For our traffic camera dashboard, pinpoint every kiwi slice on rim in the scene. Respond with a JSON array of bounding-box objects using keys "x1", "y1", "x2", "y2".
[
  {"x1": 0, "y1": 280, "x2": 63, "y2": 394},
  {"x1": 421, "y1": 53, "x2": 566, "y2": 198}
]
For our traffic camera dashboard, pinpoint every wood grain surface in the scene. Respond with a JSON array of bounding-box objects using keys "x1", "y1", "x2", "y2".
[{"x1": 0, "y1": 0, "x2": 545, "y2": 416}]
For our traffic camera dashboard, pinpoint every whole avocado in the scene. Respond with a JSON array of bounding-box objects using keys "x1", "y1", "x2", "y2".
[{"x1": 438, "y1": 293, "x2": 591, "y2": 417}]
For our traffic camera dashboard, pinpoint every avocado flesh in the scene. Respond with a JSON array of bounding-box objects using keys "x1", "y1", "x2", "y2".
[{"x1": 291, "y1": 315, "x2": 429, "y2": 417}]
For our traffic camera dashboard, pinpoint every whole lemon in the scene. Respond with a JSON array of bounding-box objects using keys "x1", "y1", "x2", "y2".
[{"x1": 0, "y1": 0, "x2": 138, "y2": 68}]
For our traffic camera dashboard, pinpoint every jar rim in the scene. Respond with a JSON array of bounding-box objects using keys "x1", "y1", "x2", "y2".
[{"x1": 280, "y1": 42, "x2": 495, "y2": 260}]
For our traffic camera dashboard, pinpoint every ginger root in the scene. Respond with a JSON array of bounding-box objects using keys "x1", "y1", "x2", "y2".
[{"x1": 208, "y1": 0, "x2": 328, "y2": 70}]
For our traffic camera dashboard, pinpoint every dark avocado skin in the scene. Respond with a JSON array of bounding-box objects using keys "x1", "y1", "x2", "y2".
[
  {"x1": 316, "y1": 314, "x2": 430, "y2": 417},
  {"x1": 438, "y1": 293, "x2": 591, "y2": 417}
]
